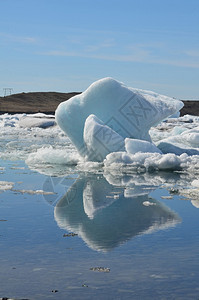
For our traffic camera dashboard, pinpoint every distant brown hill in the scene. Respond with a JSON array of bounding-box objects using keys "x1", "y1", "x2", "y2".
[
  {"x1": 0, "y1": 92, "x2": 81, "y2": 114},
  {"x1": 0, "y1": 92, "x2": 198, "y2": 116},
  {"x1": 180, "y1": 101, "x2": 199, "y2": 116}
]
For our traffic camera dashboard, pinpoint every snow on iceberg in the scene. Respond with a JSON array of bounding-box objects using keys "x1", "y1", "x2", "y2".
[{"x1": 55, "y1": 77, "x2": 183, "y2": 161}]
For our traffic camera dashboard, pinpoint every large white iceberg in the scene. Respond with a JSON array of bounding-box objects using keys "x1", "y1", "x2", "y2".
[{"x1": 55, "y1": 78, "x2": 183, "y2": 162}]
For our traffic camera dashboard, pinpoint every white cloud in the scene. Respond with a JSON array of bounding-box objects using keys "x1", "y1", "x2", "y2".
[
  {"x1": 84, "y1": 39, "x2": 115, "y2": 53},
  {"x1": 41, "y1": 48, "x2": 199, "y2": 69},
  {"x1": 0, "y1": 32, "x2": 38, "y2": 44},
  {"x1": 184, "y1": 50, "x2": 199, "y2": 58}
]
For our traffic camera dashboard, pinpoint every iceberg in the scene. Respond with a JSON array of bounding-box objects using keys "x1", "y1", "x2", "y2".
[{"x1": 55, "y1": 77, "x2": 183, "y2": 161}]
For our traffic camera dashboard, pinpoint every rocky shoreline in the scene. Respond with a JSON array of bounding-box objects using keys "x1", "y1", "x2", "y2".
[{"x1": 0, "y1": 92, "x2": 198, "y2": 116}]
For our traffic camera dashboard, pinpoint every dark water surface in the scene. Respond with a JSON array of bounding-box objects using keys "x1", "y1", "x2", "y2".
[{"x1": 0, "y1": 160, "x2": 199, "y2": 299}]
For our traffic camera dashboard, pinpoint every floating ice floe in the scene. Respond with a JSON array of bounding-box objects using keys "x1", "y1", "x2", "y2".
[
  {"x1": 18, "y1": 113, "x2": 55, "y2": 128},
  {"x1": 55, "y1": 77, "x2": 183, "y2": 162},
  {"x1": 0, "y1": 181, "x2": 14, "y2": 190},
  {"x1": 12, "y1": 189, "x2": 55, "y2": 195},
  {"x1": 0, "y1": 113, "x2": 55, "y2": 129},
  {"x1": 156, "y1": 126, "x2": 199, "y2": 155},
  {"x1": 179, "y1": 179, "x2": 199, "y2": 208}
]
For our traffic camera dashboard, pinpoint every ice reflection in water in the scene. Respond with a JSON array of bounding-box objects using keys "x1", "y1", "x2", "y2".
[{"x1": 54, "y1": 174, "x2": 180, "y2": 252}]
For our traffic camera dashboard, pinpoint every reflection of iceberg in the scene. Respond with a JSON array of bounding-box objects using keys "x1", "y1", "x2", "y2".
[
  {"x1": 54, "y1": 175, "x2": 180, "y2": 252},
  {"x1": 104, "y1": 172, "x2": 162, "y2": 198}
]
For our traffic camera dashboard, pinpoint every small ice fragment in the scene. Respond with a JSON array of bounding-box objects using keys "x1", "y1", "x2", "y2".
[
  {"x1": 161, "y1": 196, "x2": 173, "y2": 199},
  {"x1": 90, "y1": 267, "x2": 110, "y2": 272},
  {"x1": 0, "y1": 181, "x2": 14, "y2": 190},
  {"x1": 12, "y1": 189, "x2": 55, "y2": 195},
  {"x1": 191, "y1": 180, "x2": 199, "y2": 188},
  {"x1": 143, "y1": 201, "x2": 156, "y2": 206}
]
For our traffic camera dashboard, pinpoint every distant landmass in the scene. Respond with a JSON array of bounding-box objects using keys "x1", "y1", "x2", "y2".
[
  {"x1": 0, "y1": 92, "x2": 81, "y2": 114},
  {"x1": 0, "y1": 92, "x2": 198, "y2": 116},
  {"x1": 180, "y1": 101, "x2": 199, "y2": 116}
]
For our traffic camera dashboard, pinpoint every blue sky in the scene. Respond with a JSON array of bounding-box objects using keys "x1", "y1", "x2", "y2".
[{"x1": 0, "y1": 0, "x2": 199, "y2": 99}]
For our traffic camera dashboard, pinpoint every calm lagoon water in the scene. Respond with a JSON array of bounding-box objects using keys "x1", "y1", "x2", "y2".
[{"x1": 1, "y1": 159, "x2": 199, "y2": 300}]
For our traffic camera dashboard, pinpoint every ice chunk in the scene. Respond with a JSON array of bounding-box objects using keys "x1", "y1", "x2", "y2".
[
  {"x1": 157, "y1": 126, "x2": 199, "y2": 155},
  {"x1": 104, "y1": 152, "x2": 182, "y2": 172},
  {"x1": 0, "y1": 181, "x2": 14, "y2": 190},
  {"x1": 125, "y1": 137, "x2": 162, "y2": 154},
  {"x1": 191, "y1": 200, "x2": 199, "y2": 208},
  {"x1": 26, "y1": 146, "x2": 81, "y2": 166},
  {"x1": 18, "y1": 115, "x2": 55, "y2": 128},
  {"x1": 84, "y1": 114, "x2": 125, "y2": 161},
  {"x1": 0, "y1": 113, "x2": 56, "y2": 128},
  {"x1": 192, "y1": 180, "x2": 199, "y2": 188},
  {"x1": 157, "y1": 141, "x2": 199, "y2": 156},
  {"x1": 55, "y1": 78, "x2": 183, "y2": 160},
  {"x1": 12, "y1": 189, "x2": 55, "y2": 195},
  {"x1": 179, "y1": 184, "x2": 199, "y2": 208},
  {"x1": 181, "y1": 132, "x2": 199, "y2": 146}
]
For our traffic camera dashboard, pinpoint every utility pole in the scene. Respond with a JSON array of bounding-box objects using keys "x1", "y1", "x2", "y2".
[{"x1": 3, "y1": 88, "x2": 13, "y2": 97}]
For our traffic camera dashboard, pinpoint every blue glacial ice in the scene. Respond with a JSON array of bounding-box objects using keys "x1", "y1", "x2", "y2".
[{"x1": 55, "y1": 77, "x2": 183, "y2": 162}]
